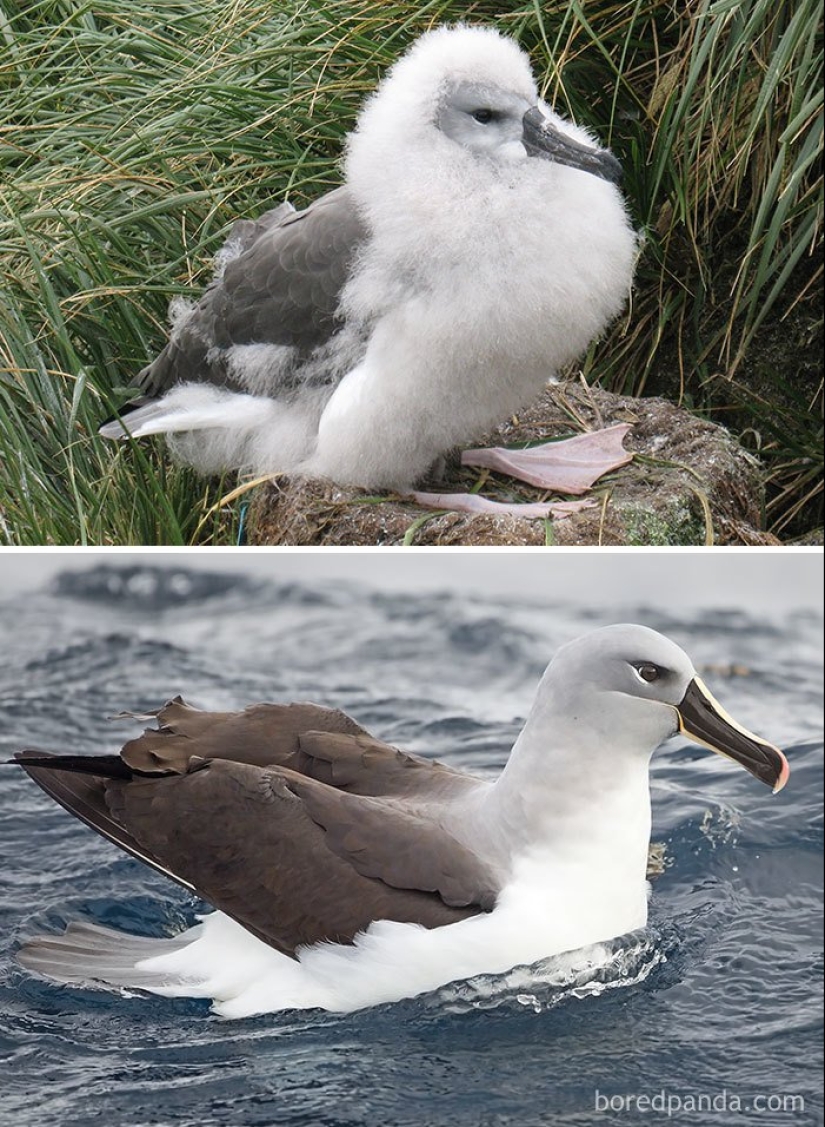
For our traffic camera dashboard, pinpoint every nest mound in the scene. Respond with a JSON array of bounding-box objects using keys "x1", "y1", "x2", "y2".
[{"x1": 247, "y1": 385, "x2": 778, "y2": 546}]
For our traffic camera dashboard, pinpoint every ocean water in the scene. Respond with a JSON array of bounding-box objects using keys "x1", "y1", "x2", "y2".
[{"x1": 0, "y1": 561, "x2": 821, "y2": 1127}]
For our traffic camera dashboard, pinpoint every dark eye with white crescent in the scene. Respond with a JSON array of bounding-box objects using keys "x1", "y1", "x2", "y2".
[
  {"x1": 633, "y1": 663, "x2": 663, "y2": 683},
  {"x1": 472, "y1": 109, "x2": 495, "y2": 124}
]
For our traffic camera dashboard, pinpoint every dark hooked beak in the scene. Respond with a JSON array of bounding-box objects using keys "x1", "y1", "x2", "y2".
[
  {"x1": 676, "y1": 677, "x2": 789, "y2": 793},
  {"x1": 522, "y1": 107, "x2": 622, "y2": 185}
]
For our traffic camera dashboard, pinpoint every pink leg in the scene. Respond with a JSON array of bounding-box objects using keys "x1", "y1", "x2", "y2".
[{"x1": 409, "y1": 493, "x2": 596, "y2": 520}]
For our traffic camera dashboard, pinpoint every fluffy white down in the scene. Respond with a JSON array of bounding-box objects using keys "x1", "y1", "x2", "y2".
[
  {"x1": 118, "y1": 25, "x2": 637, "y2": 490},
  {"x1": 309, "y1": 165, "x2": 635, "y2": 489},
  {"x1": 308, "y1": 28, "x2": 637, "y2": 489}
]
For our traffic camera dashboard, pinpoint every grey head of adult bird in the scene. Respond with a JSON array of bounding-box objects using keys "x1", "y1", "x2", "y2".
[
  {"x1": 13, "y1": 624, "x2": 787, "y2": 1015},
  {"x1": 99, "y1": 25, "x2": 638, "y2": 508}
]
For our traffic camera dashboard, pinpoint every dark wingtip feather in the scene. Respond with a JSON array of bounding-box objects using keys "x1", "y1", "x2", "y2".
[{"x1": 14, "y1": 752, "x2": 135, "y2": 779}]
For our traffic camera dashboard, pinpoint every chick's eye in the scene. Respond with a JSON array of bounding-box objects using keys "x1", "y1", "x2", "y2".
[
  {"x1": 635, "y1": 663, "x2": 661, "y2": 683},
  {"x1": 472, "y1": 108, "x2": 495, "y2": 124}
]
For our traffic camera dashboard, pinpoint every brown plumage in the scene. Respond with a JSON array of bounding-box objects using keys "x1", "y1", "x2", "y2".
[{"x1": 15, "y1": 698, "x2": 496, "y2": 958}]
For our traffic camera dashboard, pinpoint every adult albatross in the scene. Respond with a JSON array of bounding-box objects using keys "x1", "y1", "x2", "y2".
[
  {"x1": 14, "y1": 625, "x2": 788, "y2": 1015},
  {"x1": 100, "y1": 26, "x2": 638, "y2": 512}
]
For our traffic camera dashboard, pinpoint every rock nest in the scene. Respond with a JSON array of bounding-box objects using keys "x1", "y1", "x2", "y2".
[{"x1": 245, "y1": 384, "x2": 778, "y2": 546}]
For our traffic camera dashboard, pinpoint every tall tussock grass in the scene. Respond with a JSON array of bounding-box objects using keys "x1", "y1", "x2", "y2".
[{"x1": 1, "y1": 0, "x2": 821, "y2": 543}]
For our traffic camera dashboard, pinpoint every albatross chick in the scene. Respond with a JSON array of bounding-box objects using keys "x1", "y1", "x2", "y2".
[{"x1": 100, "y1": 26, "x2": 637, "y2": 510}]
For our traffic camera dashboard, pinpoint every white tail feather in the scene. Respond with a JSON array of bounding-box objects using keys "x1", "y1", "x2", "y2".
[
  {"x1": 99, "y1": 386, "x2": 265, "y2": 440},
  {"x1": 17, "y1": 920, "x2": 202, "y2": 990}
]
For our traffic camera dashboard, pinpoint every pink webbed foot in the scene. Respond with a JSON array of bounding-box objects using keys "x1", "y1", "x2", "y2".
[
  {"x1": 461, "y1": 423, "x2": 633, "y2": 495},
  {"x1": 407, "y1": 424, "x2": 632, "y2": 519}
]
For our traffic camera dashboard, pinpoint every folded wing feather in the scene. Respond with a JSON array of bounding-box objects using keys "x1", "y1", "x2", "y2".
[{"x1": 15, "y1": 698, "x2": 495, "y2": 960}]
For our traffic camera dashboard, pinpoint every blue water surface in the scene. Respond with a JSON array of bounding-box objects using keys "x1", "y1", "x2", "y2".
[{"x1": 0, "y1": 562, "x2": 821, "y2": 1127}]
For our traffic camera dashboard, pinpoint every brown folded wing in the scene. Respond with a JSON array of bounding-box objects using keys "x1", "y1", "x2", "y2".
[
  {"x1": 16, "y1": 698, "x2": 495, "y2": 956},
  {"x1": 119, "y1": 696, "x2": 482, "y2": 801}
]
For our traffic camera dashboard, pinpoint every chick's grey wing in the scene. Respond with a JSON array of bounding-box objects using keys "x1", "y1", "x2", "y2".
[{"x1": 139, "y1": 187, "x2": 368, "y2": 397}]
